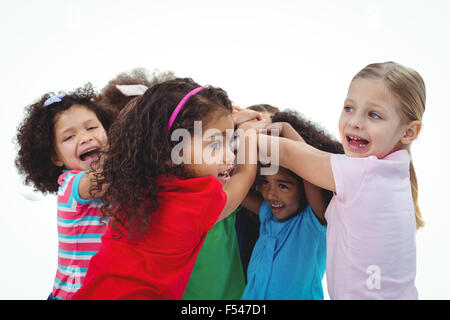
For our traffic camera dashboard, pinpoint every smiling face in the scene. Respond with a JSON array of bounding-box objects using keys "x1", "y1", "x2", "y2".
[
  {"x1": 52, "y1": 104, "x2": 108, "y2": 171},
  {"x1": 257, "y1": 167, "x2": 303, "y2": 221},
  {"x1": 182, "y1": 112, "x2": 236, "y2": 186},
  {"x1": 339, "y1": 78, "x2": 409, "y2": 159}
]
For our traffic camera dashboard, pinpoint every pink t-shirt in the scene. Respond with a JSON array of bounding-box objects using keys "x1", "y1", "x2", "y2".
[{"x1": 325, "y1": 150, "x2": 418, "y2": 300}]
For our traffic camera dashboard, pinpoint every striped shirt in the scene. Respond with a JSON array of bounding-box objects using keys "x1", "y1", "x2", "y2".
[{"x1": 52, "y1": 170, "x2": 107, "y2": 300}]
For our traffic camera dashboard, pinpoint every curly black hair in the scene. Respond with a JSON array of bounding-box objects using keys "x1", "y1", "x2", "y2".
[
  {"x1": 94, "y1": 77, "x2": 233, "y2": 239},
  {"x1": 98, "y1": 68, "x2": 176, "y2": 114},
  {"x1": 247, "y1": 104, "x2": 280, "y2": 114},
  {"x1": 15, "y1": 83, "x2": 116, "y2": 194}
]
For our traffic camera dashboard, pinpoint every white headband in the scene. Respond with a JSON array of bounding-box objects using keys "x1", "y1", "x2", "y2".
[{"x1": 115, "y1": 84, "x2": 149, "y2": 96}]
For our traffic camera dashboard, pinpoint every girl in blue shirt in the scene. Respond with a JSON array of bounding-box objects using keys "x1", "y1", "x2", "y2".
[{"x1": 241, "y1": 110, "x2": 343, "y2": 300}]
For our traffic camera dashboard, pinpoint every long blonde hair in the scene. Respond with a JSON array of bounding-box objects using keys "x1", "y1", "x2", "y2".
[{"x1": 353, "y1": 61, "x2": 426, "y2": 229}]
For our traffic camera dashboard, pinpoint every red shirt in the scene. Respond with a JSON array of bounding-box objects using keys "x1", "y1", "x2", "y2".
[{"x1": 72, "y1": 176, "x2": 226, "y2": 300}]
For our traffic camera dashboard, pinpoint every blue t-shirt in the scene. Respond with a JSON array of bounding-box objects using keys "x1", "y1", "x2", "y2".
[{"x1": 241, "y1": 201, "x2": 326, "y2": 300}]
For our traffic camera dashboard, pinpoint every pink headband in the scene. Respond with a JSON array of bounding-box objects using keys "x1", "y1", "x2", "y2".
[{"x1": 167, "y1": 87, "x2": 204, "y2": 133}]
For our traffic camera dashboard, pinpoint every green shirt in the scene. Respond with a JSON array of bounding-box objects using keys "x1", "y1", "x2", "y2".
[{"x1": 182, "y1": 210, "x2": 245, "y2": 299}]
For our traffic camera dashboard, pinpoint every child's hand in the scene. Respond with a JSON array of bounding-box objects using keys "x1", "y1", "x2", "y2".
[
  {"x1": 232, "y1": 108, "x2": 263, "y2": 127},
  {"x1": 238, "y1": 118, "x2": 268, "y2": 132}
]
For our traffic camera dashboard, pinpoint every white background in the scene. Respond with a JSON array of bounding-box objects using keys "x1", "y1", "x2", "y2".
[{"x1": 1, "y1": 0, "x2": 449, "y2": 299}]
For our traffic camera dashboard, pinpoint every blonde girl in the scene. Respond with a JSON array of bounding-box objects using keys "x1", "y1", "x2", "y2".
[{"x1": 259, "y1": 61, "x2": 425, "y2": 299}]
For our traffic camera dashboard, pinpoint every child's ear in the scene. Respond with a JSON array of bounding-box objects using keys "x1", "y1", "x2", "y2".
[
  {"x1": 401, "y1": 120, "x2": 422, "y2": 145},
  {"x1": 51, "y1": 154, "x2": 64, "y2": 167}
]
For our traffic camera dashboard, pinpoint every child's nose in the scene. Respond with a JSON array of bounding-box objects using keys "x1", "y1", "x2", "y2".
[
  {"x1": 349, "y1": 113, "x2": 364, "y2": 129},
  {"x1": 80, "y1": 132, "x2": 94, "y2": 144}
]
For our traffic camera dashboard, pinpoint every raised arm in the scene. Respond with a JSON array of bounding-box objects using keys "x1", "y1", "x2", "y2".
[
  {"x1": 241, "y1": 189, "x2": 263, "y2": 215},
  {"x1": 216, "y1": 120, "x2": 260, "y2": 223},
  {"x1": 258, "y1": 133, "x2": 336, "y2": 193},
  {"x1": 303, "y1": 180, "x2": 327, "y2": 225}
]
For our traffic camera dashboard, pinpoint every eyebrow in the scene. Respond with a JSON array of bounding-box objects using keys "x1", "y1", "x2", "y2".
[
  {"x1": 366, "y1": 101, "x2": 386, "y2": 109},
  {"x1": 344, "y1": 98, "x2": 354, "y2": 104},
  {"x1": 345, "y1": 98, "x2": 386, "y2": 110},
  {"x1": 58, "y1": 118, "x2": 98, "y2": 136}
]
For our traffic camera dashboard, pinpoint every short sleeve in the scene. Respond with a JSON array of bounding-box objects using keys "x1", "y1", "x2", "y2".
[
  {"x1": 330, "y1": 154, "x2": 371, "y2": 204},
  {"x1": 57, "y1": 170, "x2": 93, "y2": 206}
]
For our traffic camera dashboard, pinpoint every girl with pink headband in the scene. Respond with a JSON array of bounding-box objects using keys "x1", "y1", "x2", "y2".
[{"x1": 73, "y1": 78, "x2": 263, "y2": 299}]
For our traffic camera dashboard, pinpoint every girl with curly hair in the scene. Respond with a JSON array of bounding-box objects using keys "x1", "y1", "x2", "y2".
[
  {"x1": 73, "y1": 78, "x2": 261, "y2": 300},
  {"x1": 241, "y1": 110, "x2": 344, "y2": 300},
  {"x1": 15, "y1": 84, "x2": 116, "y2": 300}
]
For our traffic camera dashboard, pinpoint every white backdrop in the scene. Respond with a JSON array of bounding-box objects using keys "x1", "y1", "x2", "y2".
[{"x1": 1, "y1": 0, "x2": 449, "y2": 299}]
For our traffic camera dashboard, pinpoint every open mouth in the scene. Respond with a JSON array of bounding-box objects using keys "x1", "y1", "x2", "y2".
[
  {"x1": 79, "y1": 147, "x2": 100, "y2": 162},
  {"x1": 217, "y1": 167, "x2": 234, "y2": 183},
  {"x1": 346, "y1": 135, "x2": 369, "y2": 150},
  {"x1": 270, "y1": 202, "x2": 285, "y2": 212}
]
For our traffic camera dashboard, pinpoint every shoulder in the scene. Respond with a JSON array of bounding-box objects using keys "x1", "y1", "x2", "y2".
[
  {"x1": 330, "y1": 153, "x2": 372, "y2": 171},
  {"x1": 375, "y1": 150, "x2": 411, "y2": 177},
  {"x1": 331, "y1": 150, "x2": 410, "y2": 174},
  {"x1": 57, "y1": 170, "x2": 92, "y2": 205},
  {"x1": 330, "y1": 154, "x2": 373, "y2": 201},
  {"x1": 160, "y1": 175, "x2": 224, "y2": 197},
  {"x1": 160, "y1": 176, "x2": 227, "y2": 233}
]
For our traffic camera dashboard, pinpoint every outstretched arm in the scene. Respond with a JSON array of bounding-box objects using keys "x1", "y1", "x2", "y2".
[
  {"x1": 258, "y1": 133, "x2": 336, "y2": 193},
  {"x1": 78, "y1": 171, "x2": 108, "y2": 200},
  {"x1": 265, "y1": 122, "x2": 305, "y2": 143}
]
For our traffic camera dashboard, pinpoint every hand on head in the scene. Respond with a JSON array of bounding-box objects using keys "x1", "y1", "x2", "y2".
[{"x1": 232, "y1": 107, "x2": 263, "y2": 127}]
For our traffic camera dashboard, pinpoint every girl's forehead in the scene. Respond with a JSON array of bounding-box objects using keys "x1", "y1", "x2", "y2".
[
  {"x1": 53, "y1": 104, "x2": 98, "y2": 126},
  {"x1": 203, "y1": 112, "x2": 233, "y2": 131},
  {"x1": 348, "y1": 78, "x2": 398, "y2": 106},
  {"x1": 347, "y1": 78, "x2": 405, "y2": 117}
]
